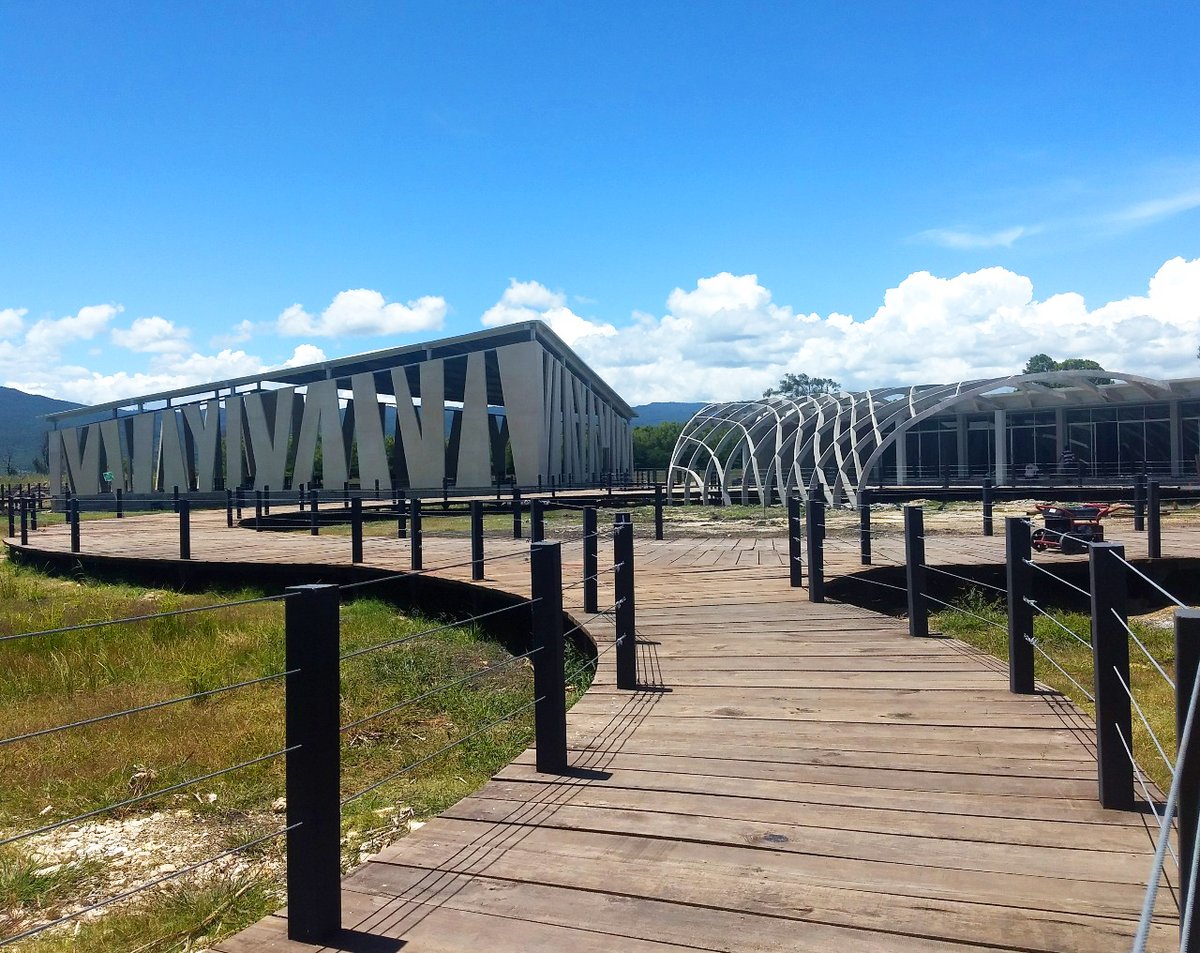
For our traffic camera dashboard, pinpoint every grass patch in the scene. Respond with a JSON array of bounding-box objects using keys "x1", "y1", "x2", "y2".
[
  {"x1": 0, "y1": 847, "x2": 106, "y2": 934},
  {"x1": 932, "y1": 590, "x2": 1175, "y2": 793}
]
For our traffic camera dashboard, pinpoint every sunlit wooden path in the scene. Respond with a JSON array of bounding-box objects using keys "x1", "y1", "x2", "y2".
[{"x1": 4, "y1": 511, "x2": 1179, "y2": 951}]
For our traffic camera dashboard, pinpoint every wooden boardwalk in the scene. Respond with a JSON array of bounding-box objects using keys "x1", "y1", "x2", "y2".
[{"x1": 4, "y1": 512, "x2": 1179, "y2": 951}]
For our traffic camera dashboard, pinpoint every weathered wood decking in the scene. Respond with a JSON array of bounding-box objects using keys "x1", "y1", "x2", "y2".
[{"x1": 4, "y1": 512, "x2": 1178, "y2": 951}]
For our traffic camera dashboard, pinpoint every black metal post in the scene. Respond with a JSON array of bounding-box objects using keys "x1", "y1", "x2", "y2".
[
  {"x1": 178, "y1": 499, "x2": 191, "y2": 559},
  {"x1": 614, "y1": 513, "x2": 637, "y2": 689},
  {"x1": 470, "y1": 500, "x2": 484, "y2": 580},
  {"x1": 309, "y1": 488, "x2": 319, "y2": 536},
  {"x1": 1148, "y1": 480, "x2": 1161, "y2": 559},
  {"x1": 904, "y1": 506, "x2": 928, "y2": 638},
  {"x1": 530, "y1": 542, "x2": 568, "y2": 773},
  {"x1": 29, "y1": 496, "x2": 37, "y2": 531},
  {"x1": 396, "y1": 494, "x2": 407, "y2": 539},
  {"x1": 531, "y1": 499, "x2": 545, "y2": 543},
  {"x1": 982, "y1": 478, "x2": 994, "y2": 537},
  {"x1": 284, "y1": 584, "x2": 342, "y2": 942},
  {"x1": 225, "y1": 489, "x2": 233, "y2": 528},
  {"x1": 1134, "y1": 474, "x2": 1146, "y2": 532},
  {"x1": 859, "y1": 489, "x2": 872, "y2": 565},
  {"x1": 298, "y1": 484, "x2": 306, "y2": 511},
  {"x1": 654, "y1": 483, "x2": 664, "y2": 540},
  {"x1": 442, "y1": 477, "x2": 450, "y2": 510},
  {"x1": 787, "y1": 494, "x2": 803, "y2": 588},
  {"x1": 235, "y1": 487, "x2": 243, "y2": 521},
  {"x1": 805, "y1": 496, "x2": 824, "y2": 603},
  {"x1": 1005, "y1": 516, "x2": 1035, "y2": 693},
  {"x1": 263, "y1": 485, "x2": 271, "y2": 516},
  {"x1": 1175, "y1": 608, "x2": 1200, "y2": 937},
  {"x1": 350, "y1": 498, "x2": 363, "y2": 564},
  {"x1": 254, "y1": 490, "x2": 263, "y2": 531},
  {"x1": 583, "y1": 506, "x2": 598, "y2": 613},
  {"x1": 115, "y1": 488, "x2": 123, "y2": 520},
  {"x1": 70, "y1": 498, "x2": 80, "y2": 553},
  {"x1": 6, "y1": 498, "x2": 13, "y2": 539},
  {"x1": 20, "y1": 499, "x2": 28, "y2": 546},
  {"x1": 1090, "y1": 542, "x2": 1134, "y2": 810},
  {"x1": 343, "y1": 481, "x2": 350, "y2": 508},
  {"x1": 512, "y1": 487, "x2": 522, "y2": 539},
  {"x1": 173, "y1": 484, "x2": 180, "y2": 513},
  {"x1": 410, "y1": 497, "x2": 422, "y2": 570}
]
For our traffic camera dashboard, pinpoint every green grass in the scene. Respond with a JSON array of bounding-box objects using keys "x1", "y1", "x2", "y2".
[
  {"x1": 0, "y1": 847, "x2": 106, "y2": 932},
  {"x1": 932, "y1": 590, "x2": 1175, "y2": 793},
  {"x1": 0, "y1": 555, "x2": 594, "y2": 949}
]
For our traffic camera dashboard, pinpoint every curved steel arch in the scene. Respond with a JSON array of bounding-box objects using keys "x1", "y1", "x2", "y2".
[{"x1": 667, "y1": 370, "x2": 1177, "y2": 506}]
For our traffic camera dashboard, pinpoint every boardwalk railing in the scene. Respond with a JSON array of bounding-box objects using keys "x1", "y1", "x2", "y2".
[
  {"x1": 792, "y1": 492, "x2": 1198, "y2": 950},
  {"x1": 0, "y1": 509, "x2": 643, "y2": 946}
]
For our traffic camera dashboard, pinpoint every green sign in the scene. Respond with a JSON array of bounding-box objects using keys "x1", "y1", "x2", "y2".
[{"x1": 102, "y1": 471, "x2": 114, "y2": 482}]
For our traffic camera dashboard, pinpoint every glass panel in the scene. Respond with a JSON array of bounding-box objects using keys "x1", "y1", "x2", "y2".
[
  {"x1": 1035, "y1": 428, "x2": 1057, "y2": 465},
  {"x1": 1118, "y1": 405, "x2": 1146, "y2": 421},
  {"x1": 1144, "y1": 404, "x2": 1170, "y2": 421},
  {"x1": 1065, "y1": 409, "x2": 1091, "y2": 424},
  {"x1": 1180, "y1": 401, "x2": 1200, "y2": 419},
  {"x1": 1091, "y1": 407, "x2": 1117, "y2": 422},
  {"x1": 1010, "y1": 427, "x2": 1034, "y2": 469},
  {"x1": 1118, "y1": 421, "x2": 1144, "y2": 469},
  {"x1": 1094, "y1": 421, "x2": 1118, "y2": 468},
  {"x1": 967, "y1": 429, "x2": 993, "y2": 473},
  {"x1": 1185, "y1": 422, "x2": 1200, "y2": 476},
  {"x1": 1068, "y1": 423, "x2": 1093, "y2": 462},
  {"x1": 1145, "y1": 419, "x2": 1170, "y2": 465}
]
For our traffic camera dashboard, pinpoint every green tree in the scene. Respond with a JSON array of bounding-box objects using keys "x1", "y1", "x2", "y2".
[
  {"x1": 762, "y1": 373, "x2": 841, "y2": 399},
  {"x1": 1022, "y1": 354, "x2": 1110, "y2": 384},
  {"x1": 632, "y1": 421, "x2": 685, "y2": 469}
]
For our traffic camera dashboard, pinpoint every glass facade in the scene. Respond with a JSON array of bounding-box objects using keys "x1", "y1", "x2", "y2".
[{"x1": 1065, "y1": 404, "x2": 1170, "y2": 475}]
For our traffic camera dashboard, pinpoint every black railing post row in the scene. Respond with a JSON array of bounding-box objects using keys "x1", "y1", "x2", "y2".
[
  {"x1": 805, "y1": 495, "x2": 824, "y2": 603},
  {"x1": 904, "y1": 505, "x2": 928, "y2": 638},
  {"x1": 654, "y1": 483, "x2": 664, "y2": 540},
  {"x1": 284, "y1": 584, "x2": 342, "y2": 942},
  {"x1": 859, "y1": 489, "x2": 872, "y2": 565},
  {"x1": 1134, "y1": 473, "x2": 1146, "y2": 532},
  {"x1": 114, "y1": 488, "x2": 123, "y2": 520},
  {"x1": 512, "y1": 487, "x2": 523, "y2": 540},
  {"x1": 614, "y1": 513, "x2": 638, "y2": 690},
  {"x1": 178, "y1": 499, "x2": 191, "y2": 559},
  {"x1": 530, "y1": 542, "x2": 568, "y2": 773},
  {"x1": 982, "y1": 478, "x2": 994, "y2": 537},
  {"x1": 1175, "y1": 607, "x2": 1200, "y2": 940},
  {"x1": 255, "y1": 490, "x2": 263, "y2": 532},
  {"x1": 1147, "y1": 480, "x2": 1161, "y2": 559},
  {"x1": 350, "y1": 497, "x2": 364, "y2": 564},
  {"x1": 309, "y1": 488, "x2": 320, "y2": 536},
  {"x1": 786, "y1": 494, "x2": 803, "y2": 588},
  {"x1": 69, "y1": 498, "x2": 81, "y2": 553},
  {"x1": 530, "y1": 498, "x2": 545, "y2": 543},
  {"x1": 410, "y1": 497, "x2": 423, "y2": 571},
  {"x1": 1090, "y1": 542, "x2": 1134, "y2": 810},
  {"x1": 1005, "y1": 516, "x2": 1035, "y2": 693},
  {"x1": 583, "y1": 506, "x2": 598, "y2": 613},
  {"x1": 470, "y1": 500, "x2": 485, "y2": 580}
]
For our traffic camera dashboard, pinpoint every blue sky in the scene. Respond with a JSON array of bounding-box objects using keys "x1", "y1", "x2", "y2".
[{"x1": 2, "y1": 2, "x2": 1198, "y2": 404}]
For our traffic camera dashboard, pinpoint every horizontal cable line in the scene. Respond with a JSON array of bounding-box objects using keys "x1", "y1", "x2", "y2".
[
  {"x1": 1025, "y1": 635, "x2": 1095, "y2": 702},
  {"x1": 341, "y1": 647, "x2": 542, "y2": 733},
  {"x1": 922, "y1": 564, "x2": 1007, "y2": 594},
  {"x1": 1114, "y1": 723, "x2": 1178, "y2": 866},
  {"x1": 1112, "y1": 609, "x2": 1176, "y2": 691},
  {"x1": 1031, "y1": 524, "x2": 1099, "y2": 548},
  {"x1": 0, "y1": 746, "x2": 296, "y2": 849},
  {"x1": 0, "y1": 592, "x2": 292, "y2": 645},
  {"x1": 563, "y1": 658, "x2": 599, "y2": 687},
  {"x1": 340, "y1": 600, "x2": 536, "y2": 661},
  {"x1": 1023, "y1": 598, "x2": 1092, "y2": 648},
  {"x1": 838, "y1": 574, "x2": 909, "y2": 594},
  {"x1": 920, "y1": 592, "x2": 1009, "y2": 633},
  {"x1": 341, "y1": 696, "x2": 541, "y2": 806},
  {"x1": 1112, "y1": 665, "x2": 1175, "y2": 779},
  {"x1": 0, "y1": 822, "x2": 297, "y2": 948},
  {"x1": 562, "y1": 601, "x2": 624, "y2": 641},
  {"x1": 337, "y1": 548, "x2": 532, "y2": 593},
  {"x1": 0, "y1": 669, "x2": 295, "y2": 748},
  {"x1": 1023, "y1": 559, "x2": 1091, "y2": 597},
  {"x1": 1110, "y1": 552, "x2": 1187, "y2": 608},
  {"x1": 560, "y1": 562, "x2": 624, "y2": 592}
]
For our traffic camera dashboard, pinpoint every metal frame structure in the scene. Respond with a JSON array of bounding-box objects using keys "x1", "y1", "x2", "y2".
[
  {"x1": 669, "y1": 370, "x2": 1200, "y2": 506},
  {"x1": 46, "y1": 322, "x2": 635, "y2": 496}
]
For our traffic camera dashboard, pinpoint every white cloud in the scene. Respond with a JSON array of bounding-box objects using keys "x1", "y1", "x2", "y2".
[
  {"x1": 1110, "y1": 188, "x2": 1200, "y2": 226},
  {"x1": 481, "y1": 278, "x2": 617, "y2": 345},
  {"x1": 111, "y1": 315, "x2": 190, "y2": 354},
  {"x1": 278, "y1": 289, "x2": 446, "y2": 337},
  {"x1": 210, "y1": 319, "x2": 257, "y2": 348},
  {"x1": 23, "y1": 304, "x2": 121, "y2": 356},
  {"x1": 573, "y1": 259, "x2": 1200, "y2": 404},
  {"x1": 0, "y1": 308, "x2": 26, "y2": 339},
  {"x1": 915, "y1": 225, "x2": 1033, "y2": 249},
  {"x1": 282, "y1": 344, "x2": 327, "y2": 368}
]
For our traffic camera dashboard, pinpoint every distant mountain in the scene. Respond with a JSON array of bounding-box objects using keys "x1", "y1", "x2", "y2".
[
  {"x1": 631, "y1": 402, "x2": 709, "y2": 427},
  {"x1": 0, "y1": 386, "x2": 81, "y2": 473}
]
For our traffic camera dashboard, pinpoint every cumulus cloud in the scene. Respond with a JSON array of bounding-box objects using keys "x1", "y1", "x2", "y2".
[
  {"x1": 572, "y1": 259, "x2": 1200, "y2": 403},
  {"x1": 481, "y1": 279, "x2": 617, "y2": 345},
  {"x1": 0, "y1": 308, "x2": 26, "y2": 339},
  {"x1": 23, "y1": 304, "x2": 121, "y2": 356},
  {"x1": 282, "y1": 344, "x2": 328, "y2": 367},
  {"x1": 278, "y1": 289, "x2": 446, "y2": 337},
  {"x1": 111, "y1": 315, "x2": 190, "y2": 354}
]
